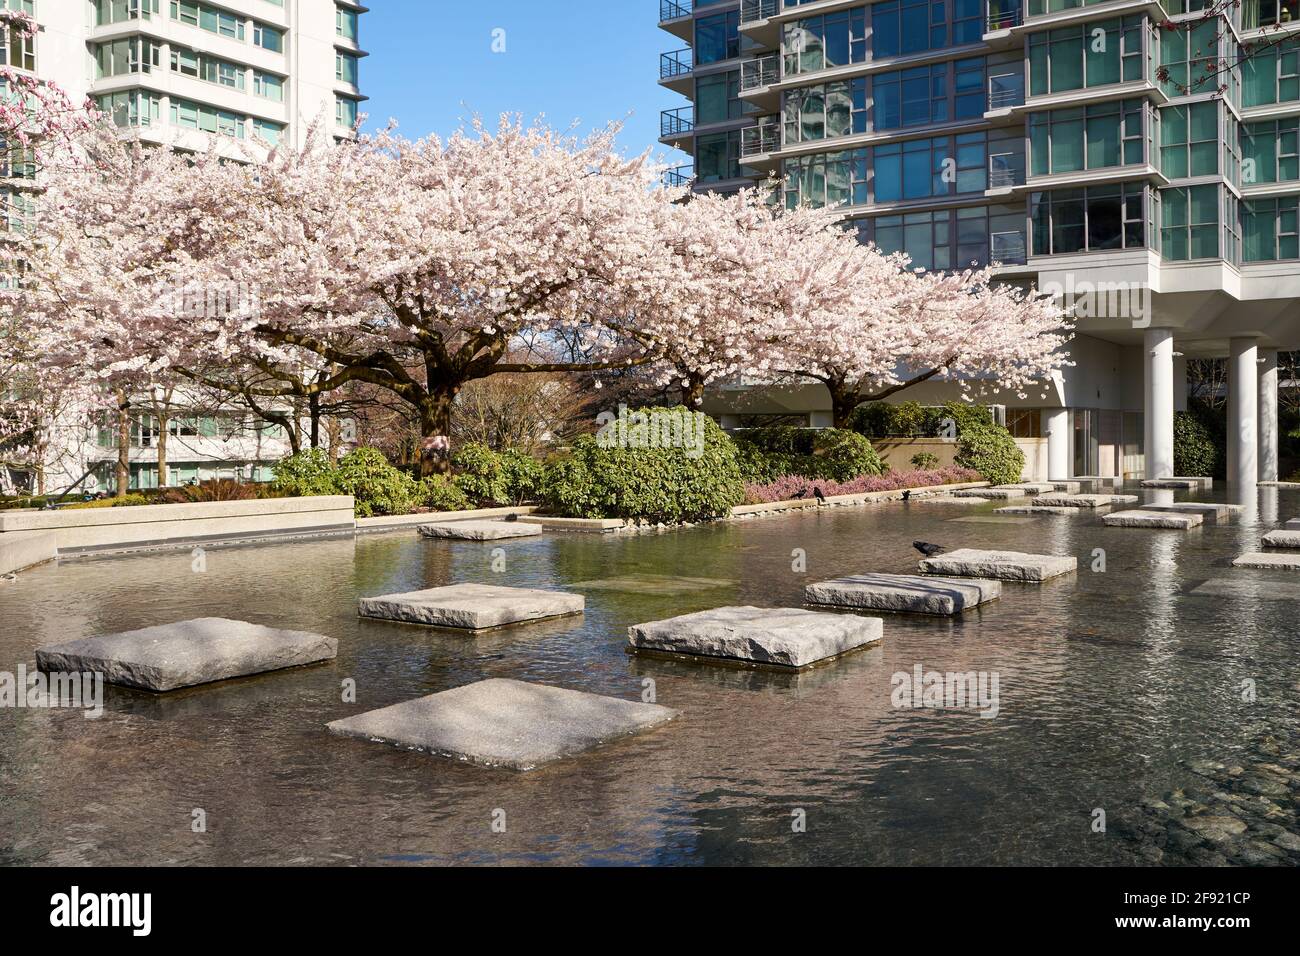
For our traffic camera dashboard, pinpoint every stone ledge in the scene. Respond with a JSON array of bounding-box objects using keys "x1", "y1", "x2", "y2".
[
  {"x1": 953, "y1": 488, "x2": 1026, "y2": 500},
  {"x1": 1103, "y1": 510, "x2": 1204, "y2": 529},
  {"x1": 1143, "y1": 503, "x2": 1240, "y2": 520},
  {"x1": 1234, "y1": 552, "x2": 1300, "y2": 570},
  {"x1": 1141, "y1": 477, "x2": 1213, "y2": 489},
  {"x1": 806, "y1": 573, "x2": 1000, "y2": 616},
  {"x1": 0, "y1": 530, "x2": 57, "y2": 576},
  {"x1": 920, "y1": 548, "x2": 1077, "y2": 582},
  {"x1": 359, "y1": 583, "x2": 584, "y2": 631},
  {"x1": 995, "y1": 505, "x2": 1080, "y2": 515},
  {"x1": 516, "y1": 516, "x2": 628, "y2": 533},
  {"x1": 730, "y1": 481, "x2": 991, "y2": 518},
  {"x1": 1034, "y1": 494, "x2": 1140, "y2": 509},
  {"x1": 1262, "y1": 530, "x2": 1300, "y2": 550},
  {"x1": 356, "y1": 506, "x2": 537, "y2": 532},
  {"x1": 326, "y1": 678, "x2": 678, "y2": 770},
  {"x1": 418, "y1": 520, "x2": 542, "y2": 541}
]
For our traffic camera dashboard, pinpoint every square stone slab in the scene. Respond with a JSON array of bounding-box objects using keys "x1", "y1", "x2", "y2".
[
  {"x1": 806, "y1": 573, "x2": 1001, "y2": 616},
  {"x1": 953, "y1": 488, "x2": 1026, "y2": 499},
  {"x1": 1050, "y1": 481, "x2": 1084, "y2": 493},
  {"x1": 1142, "y1": 503, "x2": 1239, "y2": 520},
  {"x1": 994, "y1": 483, "x2": 1056, "y2": 494},
  {"x1": 950, "y1": 515, "x2": 1036, "y2": 525},
  {"x1": 995, "y1": 505, "x2": 1083, "y2": 515},
  {"x1": 418, "y1": 520, "x2": 541, "y2": 541},
  {"x1": 1263, "y1": 530, "x2": 1300, "y2": 549},
  {"x1": 35, "y1": 618, "x2": 338, "y2": 693},
  {"x1": 572, "y1": 574, "x2": 733, "y2": 595},
  {"x1": 1287, "y1": 519, "x2": 1300, "y2": 531},
  {"x1": 360, "y1": 583, "x2": 584, "y2": 631},
  {"x1": 1072, "y1": 475, "x2": 1122, "y2": 488},
  {"x1": 1034, "y1": 494, "x2": 1140, "y2": 509},
  {"x1": 1103, "y1": 510, "x2": 1203, "y2": 529},
  {"x1": 920, "y1": 548, "x2": 1077, "y2": 581},
  {"x1": 1140, "y1": 478, "x2": 1202, "y2": 489},
  {"x1": 1188, "y1": 578, "x2": 1300, "y2": 601},
  {"x1": 327, "y1": 678, "x2": 678, "y2": 771},
  {"x1": 628, "y1": 606, "x2": 882, "y2": 669},
  {"x1": 1233, "y1": 552, "x2": 1300, "y2": 570}
]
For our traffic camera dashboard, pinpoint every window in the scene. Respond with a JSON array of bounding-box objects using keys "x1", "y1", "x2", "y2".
[
  {"x1": 1159, "y1": 17, "x2": 1220, "y2": 97},
  {"x1": 335, "y1": 96, "x2": 358, "y2": 128},
  {"x1": 783, "y1": 149, "x2": 869, "y2": 209},
  {"x1": 1031, "y1": 184, "x2": 1148, "y2": 255},
  {"x1": 254, "y1": 71, "x2": 284, "y2": 102},
  {"x1": 1160, "y1": 184, "x2": 1219, "y2": 260},
  {"x1": 696, "y1": 70, "x2": 745, "y2": 124},
  {"x1": 1, "y1": 188, "x2": 35, "y2": 234},
  {"x1": 1159, "y1": 101, "x2": 1218, "y2": 177},
  {"x1": 870, "y1": 0, "x2": 982, "y2": 60},
  {"x1": 0, "y1": 20, "x2": 35, "y2": 71},
  {"x1": 96, "y1": 0, "x2": 160, "y2": 24},
  {"x1": 1242, "y1": 0, "x2": 1300, "y2": 28},
  {"x1": 170, "y1": 47, "x2": 245, "y2": 90},
  {"x1": 171, "y1": 2, "x2": 245, "y2": 41},
  {"x1": 874, "y1": 62, "x2": 949, "y2": 130},
  {"x1": 254, "y1": 23, "x2": 284, "y2": 53},
  {"x1": 1241, "y1": 38, "x2": 1300, "y2": 107},
  {"x1": 783, "y1": 7, "x2": 866, "y2": 75},
  {"x1": 1241, "y1": 118, "x2": 1300, "y2": 184},
  {"x1": 873, "y1": 210, "x2": 953, "y2": 271},
  {"x1": 96, "y1": 90, "x2": 161, "y2": 127},
  {"x1": 170, "y1": 98, "x2": 246, "y2": 139},
  {"x1": 782, "y1": 79, "x2": 866, "y2": 144},
  {"x1": 873, "y1": 133, "x2": 988, "y2": 202},
  {"x1": 1029, "y1": 18, "x2": 1146, "y2": 96},
  {"x1": 696, "y1": 10, "x2": 739, "y2": 64},
  {"x1": 337, "y1": 6, "x2": 359, "y2": 40},
  {"x1": 1028, "y1": 99, "x2": 1150, "y2": 174},
  {"x1": 0, "y1": 1, "x2": 34, "y2": 13},
  {"x1": 697, "y1": 129, "x2": 742, "y2": 181},
  {"x1": 1243, "y1": 197, "x2": 1300, "y2": 261},
  {"x1": 95, "y1": 37, "x2": 160, "y2": 77},
  {"x1": 336, "y1": 52, "x2": 358, "y2": 84},
  {"x1": 253, "y1": 119, "x2": 284, "y2": 145}
]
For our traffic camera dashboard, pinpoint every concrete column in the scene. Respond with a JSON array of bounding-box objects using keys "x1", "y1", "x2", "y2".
[
  {"x1": 1144, "y1": 328, "x2": 1175, "y2": 480},
  {"x1": 1228, "y1": 337, "x2": 1259, "y2": 488},
  {"x1": 1259, "y1": 349, "x2": 1279, "y2": 482},
  {"x1": 1043, "y1": 408, "x2": 1070, "y2": 479}
]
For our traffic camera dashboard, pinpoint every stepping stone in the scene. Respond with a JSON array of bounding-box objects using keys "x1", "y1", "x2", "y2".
[
  {"x1": 1072, "y1": 475, "x2": 1122, "y2": 488},
  {"x1": 1034, "y1": 494, "x2": 1139, "y2": 509},
  {"x1": 628, "y1": 606, "x2": 881, "y2": 669},
  {"x1": 952, "y1": 488, "x2": 1025, "y2": 500},
  {"x1": 950, "y1": 515, "x2": 1036, "y2": 524},
  {"x1": 1263, "y1": 530, "x2": 1300, "y2": 549},
  {"x1": 1142, "y1": 503, "x2": 1239, "y2": 520},
  {"x1": 1260, "y1": 481, "x2": 1300, "y2": 488},
  {"x1": 994, "y1": 483, "x2": 1056, "y2": 494},
  {"x1": 327, "y1": 678, "x2": 677, "y2": 771},
  {"x1": 1103, "y1": 510, "x2": 1203, "y2": 529},
  {"x1": 1233, "y1": 552, "x2": 1300, "y2": 570},
  {"x1": 1188, "y1": 578, "x2": 1300, "y2": 601},
  {"x1": 1286, "y1": 519, "x2": 1300, "y2": 531},
  {"x1": 573, "y1": 574, "x2": 733, "y2": 595},
  {"x1": 1141, "y1": 478, "x2": 1204, "y2": 489},
  {"x1": 418, "y1": 520, "x2": 541, "y2": 541},
  {"x1": 806, "y1": 573, "x2": 1000, "y2": 616},
  {"x1": 995, "y1": 505, "x2": 1082, "y2": 515},
  {"x1": 1050, "y1": 480, "x2": 1084, "y2": 493},
  {"x1": 35, "y1": 618, "x2": 337, "y2": 693},
  {"x1": 360, "y1": 583, "x2": 583, "y2": 631},
  {"x1": 919, "y1": 548, "x2": 1077, "y2": 582}
]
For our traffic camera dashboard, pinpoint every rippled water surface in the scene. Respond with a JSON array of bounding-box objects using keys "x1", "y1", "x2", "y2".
[{"x1": 1, "y1": 486, "x2": 1298, "y2": 866}]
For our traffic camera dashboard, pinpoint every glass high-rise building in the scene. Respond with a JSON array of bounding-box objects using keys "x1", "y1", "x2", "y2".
[{"x1": 658, "y1": 0, "x2": 1300, "y2": 485}]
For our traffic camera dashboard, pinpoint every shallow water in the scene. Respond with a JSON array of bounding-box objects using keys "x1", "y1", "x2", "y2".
[{"x1": 1, "y1": 487, "x2": 1297, "y2": 866}]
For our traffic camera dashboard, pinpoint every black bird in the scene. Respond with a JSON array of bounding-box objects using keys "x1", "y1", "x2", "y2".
[
  {"x1": 791, "y1": 488, "x2": 807, "y2": 500},
  {"x1": 913, "y1": 541, "x2": 946, "y2": 558},
  {"x1": 503, "y1": 513, "x2": 520, "y2": 523},
  {"x1": 902, "y1": 490, "x2": 913, "y2": 502},
  {"x1": 813, "y1": 487, "x2": 826, "y2": 505}
]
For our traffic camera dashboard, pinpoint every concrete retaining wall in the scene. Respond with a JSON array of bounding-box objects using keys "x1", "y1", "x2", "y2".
[
  {"x1": 0, "y1": 530, "x2": 58, "y2": 575},
  {"x1": 870, "y1": 438, "x2": 1048, "y2": 483}
]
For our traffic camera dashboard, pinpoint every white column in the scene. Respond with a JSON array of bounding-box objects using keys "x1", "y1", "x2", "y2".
[
  {"x1": 1259, "y1": 348, "x2": 1279, "y2": 482},
  {"x1": 1043, "y1": 408, "x2": 1070, "y2": 479},
  {"x1": 1144, "y1": 328, "x2": 1175, "y2": 480},
  {"x1": 1228, "y1": 337, "x2": 1259, "y2": 488}
]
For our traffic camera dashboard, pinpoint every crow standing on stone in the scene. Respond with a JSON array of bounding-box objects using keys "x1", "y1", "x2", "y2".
[
  {"x1": 504, "y1": 513, "x2": 520, "y2": 523},
  {"x1": 902, "y1": 490, "x2": 912, "y2": 502},
  {"x1": 813, "y1": 487, "x2": 826, "y2": 505},
  {"x1": 913, "y1": 541, "x2": 946, "y2": 558}
]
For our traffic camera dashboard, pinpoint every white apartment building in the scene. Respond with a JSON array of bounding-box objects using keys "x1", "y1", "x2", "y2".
[{"x1": 1, "y1": 0, "x2": 368, "y2": 494}]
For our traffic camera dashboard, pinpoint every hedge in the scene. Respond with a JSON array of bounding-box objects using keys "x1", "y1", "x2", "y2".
[{"x1": 732, "y1": 426, "x2": 884, "y2": 483}]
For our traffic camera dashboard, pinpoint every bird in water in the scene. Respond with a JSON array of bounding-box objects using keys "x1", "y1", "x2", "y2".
[
  {"x1": 813, "y1": 487, "x2": 826, "y2": 505},
  {"x1": 913, "y1": 541, "x2": 946, "y2": 558},
  {"x1": 503, "y1": 513, "x2": 520, "y2": 523},
  {"x1": 902, "y1": 490, "x2": 912, "y2": 502}
]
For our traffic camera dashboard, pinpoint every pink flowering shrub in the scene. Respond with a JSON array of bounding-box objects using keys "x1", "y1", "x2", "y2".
[{"x1": 743, "y1": 467, "x2": 980, "y2": 505}]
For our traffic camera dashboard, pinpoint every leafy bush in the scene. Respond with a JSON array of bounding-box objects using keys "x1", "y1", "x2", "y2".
[
  {"x1": 272, "y1": 449, "x2": 341, "y2": 498},
  {"x1": 955, "y1": 427, "x2": 1024, "y2": 486},
  {"x1": 743, "y1": 467, "x2": 980, "y2": 504},
  {"x1": 417, "y1": 474, "x2": 471, "y2": 512},
  {"x1": 849, "y1": 401, "x2": 934, "y2": 438},
  {"x1": 452, "y1": 443, "x2": 543, "y2": 506},
  {"x1": 733, "y1": 426, "x2": 883, "y2": 483},
  {"x1": 852, "y1": 401, "x2": 1022, "y2": 485},
  {"x1": 175, "y1": 479, "x2": 257, "y2": 503},
  {"x1": 540, "y1": 407, "x2": 744, "y2": 523},
  {"x1": 1174, "y1": 408, "x2": 1224, "y2": 479},
  {"x1": 64, "y1": 494, "x2": 150, "y2": 510},
  {"x1": 334, "y1": 447, "x2": 417, "y2": 518},
  {"x1": 911, "y1": 452, "x2": 940, "y2": 470}
]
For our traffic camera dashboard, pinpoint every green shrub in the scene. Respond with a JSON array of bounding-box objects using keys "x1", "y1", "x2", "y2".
[
  {"x1": 334, "y1": 447, "x2": 417, "y2": 518},
  {"x1": 849, "y1": 401, "x2": 934, "y2": 438},
  {"x1": 417, "y1": 474, "x2": 471, "y2": 512},
  {"x1": 499, "y1": 449, "x2": 544, "y2": 504},
  {"x1": 64, "y1": 494, "x2": 150, "y2": 510},
  {"x1": 540, "y1": 407, "x2": 744, "y2": 523},
  {"x1": 1174, "y1": 409, "x2": 1224, "y2": 479},
  {"x1": 452, "y1": 443, "x2": 544, "y2": 506},
  {"x1": 911, "y1": 452, "x2": 941, "y2": 470},
  {"x1": 733, "y1": 426, "x2": 883, "y2": 483},
  {"x1": 272, "y1": 449, "x2": 341, "y2": 498},
  {"x1": 955, "y1": 428, "x2": 1024, "y2": 486}
]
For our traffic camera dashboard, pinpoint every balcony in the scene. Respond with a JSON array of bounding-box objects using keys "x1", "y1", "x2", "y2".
[
  {"x1": 740, "y1": 118, "x2": 781, "y2": 173},
  {"x1": 659, "y1": 0, "x2": 695, "y2": 42},
  {"x1": 664, "y1": 164, "x2": 695, "y2": 189},
  {"x1": 988, "y1": 152, "x2": 1027, "y2": 193},
  {"x1": 660, "y1": 48, "x2": 694, "y2": 94},
  {"x1": 987, "y1": 2, "x2": 1023, "y2": 31},
  {"x1": 660, "y1": 106, "x2": 694, "y2": 149},
  {"x1": 739, "y1": 0, "x2": 781, "y2": 47},
  {"x1": 739, "y1": 53, "x2": 780, "y2": 110},
  {"x1": 991, "y1": 230, "x2": 1029, "y2": 266},
  {"x1": 986, "y1": 73, "x2": 1025, "y2": 123}
]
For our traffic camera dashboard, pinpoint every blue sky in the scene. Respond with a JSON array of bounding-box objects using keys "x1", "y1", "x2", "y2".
[{"x1": 360, "y1": 0, "x2": 686, "y2": 165}]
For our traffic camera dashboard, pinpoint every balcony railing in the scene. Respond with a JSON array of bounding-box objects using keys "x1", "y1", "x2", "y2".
[
  {"x1": 664, "y1": 164, "x2": 695, "y2": 188},
  {"x1": 740, "y1": 118, "x2": 780, "y2": 157},
  {"x1": 988, "y1": 75, "x2": 1025, "y2": 110},
  {"x1": 989, "y1": 154, "x2": 1025, "y2": 188},
  {"x1": 987, "y1": 3, "x2": 1023, "y2": 30},
  {"x1": 991, "y1": 231, "x2": 1028, "y2": 265},
  {"x1": 661, "y1": 106, "x2": 694, "y2": 138},
  {"x1": 660, "y1": 0, "x2": 693, "y2": 22},
  {"x1": 661, "y1": 48, "x2": 694, "y2": 80},
  {"x1": 740, "y1": 53, "x2": 779, "y2": 91},
  {"x1": 740, "y1": 0, "x2": 779, "y2": 23}
]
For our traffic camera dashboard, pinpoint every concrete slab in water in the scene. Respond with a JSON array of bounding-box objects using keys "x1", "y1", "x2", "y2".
[
  {"x1": 1140, "y1": 478, "x2": 1202, "y2": 489},
  {"x1": 327, "y1": 678, "x2": 677, "y2": 770},
  {"x1": 628, "y1": 605, "x2": 882, "y2": 668},
  {"x1": 1050, "y1": 481, "x2": 1084, "y2": 493},
  {"x1": 952, "y1": 488, "x2": 1026, "y2": 500},
  {"x1": 1142, "y1": 503, "x2": 1239, "y2": 520},
  {"x1": 1263, "y1": 530, "x2": 1300, "y2": 549},
  {"x1": 1034, "y1": 494, "x2": 1140, "y2": 509},
  {"x1": 995, "y1": 483, "x2": 1056, "y2": 494},
  {"x1": 806, "y1": 573, "x2": 1000, "y2": 616},
  {"x1": 1188, "y1": 578, "x2": 1300, "y2": 601},
  {"x1": 360, "y1": 583, "x2": 583, "y2": 631},
  {"x1": 1287, "y1": 518, "x2": 1300, "y2": 531},
  {"x1": 1233, "y1": 552, "x2": 1300, "y2": 570},
  {"x1": 995, "y1": 505, "x2": 1084, "y2": 515},
  {"x1": 1072, "y1": 475, "x2": 1122, "y2": 488},
  {"x1": 1260, "y1": 481, "x2": 1300, "y2": 488},
  {"x1": 950, "y1": 515, "x2": 1037, "y2": 525},
  {"x1": 573, "y1": 574, "x2": 733, "y2": 595},
  {"x1": 1103, "y1": 510, "x2": 1203, "y2": 529},
  {"x1": 920, "y1": 548, "x2": 1077, "y2": 582},
  {"x1": 35, "y1": 618, "x2": 337, "y2": 692},
  {"x1": 418, "y1": 520, "x2": 541, "y2": 541}
]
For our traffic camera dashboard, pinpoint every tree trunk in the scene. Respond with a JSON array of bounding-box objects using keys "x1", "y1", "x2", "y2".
[
  {"x1": 829, "y1": 381, "x2": 859, "y2": 430},
  {"x1": 417, "y1": 388, "x2": 457, "y2": 477},
  {"x1": 156, "y1": 421, "x2": 169, "y2": 488},
  {"x1": 115, "y1": 396, "x2": 130, "y2": 498},
  {"x1": 681, "y1": 374, "x2": 707, "y2": 409},
  {"x1": 309, "y1": 393, "x2": 321, "y2": 449}
]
